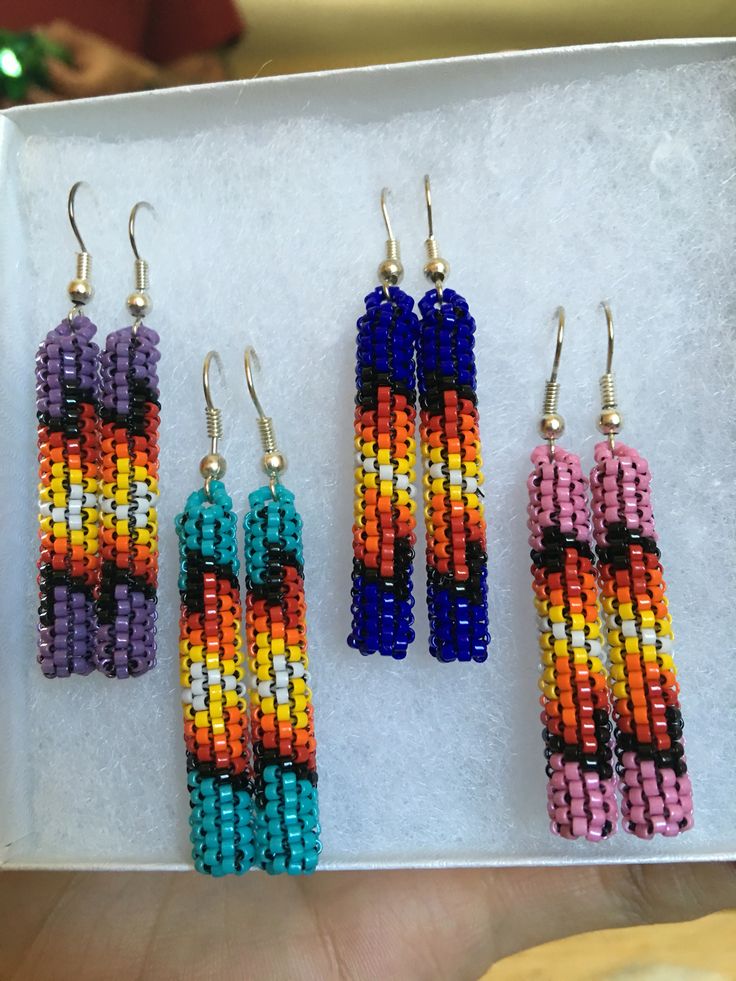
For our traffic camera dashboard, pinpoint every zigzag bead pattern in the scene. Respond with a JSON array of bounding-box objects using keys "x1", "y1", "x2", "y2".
[
  {"x1": 176, "y1": 480, "x2": 255, "y2": 876},
  {"x1": 527, "y1": 444, "x2": 616, "y2": 840},
  {"x1": 590, "y1": 441, "x2": 693, "y2": 838},
  {"x1": 96, "y1": 324, "x2": 160, "y2": 677},
  {"x1": 36, "y1": 315, "x2": 100, "y2": 678},
  {"x1": 348, "y1": 285, "x2": 419, "y2": 659},
  {"x1": 244, "y1": 485, "x2": 321, "y2": 874},
  {"x1": 417, "y1": 287, "x2": 489, "y2": 662}
]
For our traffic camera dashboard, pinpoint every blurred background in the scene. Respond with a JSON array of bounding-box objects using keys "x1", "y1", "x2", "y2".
[{"x1": 227, "y1": 0, "x2": 736, "y2": 77}]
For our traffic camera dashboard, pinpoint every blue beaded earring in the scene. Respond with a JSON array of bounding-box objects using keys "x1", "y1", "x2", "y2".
[
  {"x1": 348, "y1": 189, "x2": 420, "y2": 659},
  {"x1": 416, "y1": 176, "x2": 490, "y2": 663}
]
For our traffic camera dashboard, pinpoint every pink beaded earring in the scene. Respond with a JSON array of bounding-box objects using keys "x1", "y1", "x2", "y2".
[
  {"x1": 527, "y1": 308, "x2": 617, "y2": 841},
  {"x1": 588, "y1": 304, "x2": 693, "y2": 839}
]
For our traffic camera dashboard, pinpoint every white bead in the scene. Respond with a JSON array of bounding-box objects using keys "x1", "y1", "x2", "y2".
[
  {"x1": 68, "y1": 500, "x2": 82, "y2": 515},
  {"x1": 429, "y1": 463, "x2": 445, "y2": 479},
  {"x1": 463, "y1": 477, "x2": 478, "y2": 494},
  {"x1": 116, "y1": 504, "x2": 129, "y2": 520},
  {"x1": 275, "y1": 687, "x2": 289, "y2": 704},
  {"x1": 273, "y1": 654, "x2": 286, "y2": 672},
  {"x1": 190, "y1": 662, "x2": 204, "y2": 679},
  {"x1": 69, "y1": 483, "x2": 83, "y2": 500},
  {"x1": 407, "y1": 484, "x2": 417, "y2": 498},
  {"x1": 133, "y1": 512, "x2": 148, "y2": 528},
  {"x1": 290, "y1": 662, "x2": 305, "y2": 679},
  {"x1": 181, "y1": 689, "x2": 193, "y2": 704},
  {"x1": 640, "y1": 628, "x2": 657, "y2": 646},
  {"x1": 207, "y1": 668, "x2": 221, "y2": 686},
  {"x1": 379, "y1": 464, "x2": 393, "y2": 481},
  {"x1": 191, "y1": 678, "x2": 205, "y2": 697},
  {"x1": 449, "y1": 469, "x2": 462, "y2": 485},
  {"x1": 394, "y1": 474, "x2": 409, "y2": 491},
  {"x1": 587, "y1": 638, "x2": 603, "y2": 659},
  {"x1": 552, "y1": 622, "x2": 567, "y2": 640},
  {"x1": 223, "y1": 675, "x2": 237, "y2": 691},
  {"x1": 621, "y1": 619, "x2": 637, "y2": 637},
  {"x1": 68, "y1": 514, "x2": 82, "y2": 531},
  {"x1": 658, "y1": 636, "x2": 673, "y2": 654},
  {"x1": 570, "y1": 630, "x2": 585, "y2": 648},
  {"x1": 192, "y1": 694, "x2": 207, "y2": 712},
  {"x1": 52, "y1": 507, "x2": 66, "y2": 522},
  {"x1": 274, "y1": 669, "x2": 289, "y2": 689},
  {"x1": 363, "y1": 457, "x2": 376, "y2": 473}
]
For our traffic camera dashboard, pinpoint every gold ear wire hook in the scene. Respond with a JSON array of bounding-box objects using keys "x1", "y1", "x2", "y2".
[
  {"x1": 539, "y1": 307, "x2": 567, "y2": 458},
  {"x1": 377, "y1": 187, "x2": 403, "y2": 300},
  {"x1": 127, "y1": 201, "x2": 155, "y2": 331},
  {"x1": 66, "y1": 182, "x2": 94, "y2": 321},
  {"x1": 597, "y1": 302, "x2": 622, "y2": 449},
  {"x1": 422, "y1": 174, "x2": 449, "y2": 301},
  {"x1": 244, "y1": 347, "x2": 287, "y2": 498},
  {"x1": 200, "y1": 351, "x2": 227, "y2": 497}
]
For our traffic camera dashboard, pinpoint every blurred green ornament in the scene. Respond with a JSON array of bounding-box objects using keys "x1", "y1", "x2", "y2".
[{"x1": 0, "y1": 31, "x2": 71, "y2": 101}]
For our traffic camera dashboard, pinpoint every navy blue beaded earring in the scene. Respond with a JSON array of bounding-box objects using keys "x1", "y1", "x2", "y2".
[
  {"x1": 348, "y1": 189, "x2": 420, "y2": 659},
  {"x1": 416, "y1": 176, "x2": 490, "y2": 663}
]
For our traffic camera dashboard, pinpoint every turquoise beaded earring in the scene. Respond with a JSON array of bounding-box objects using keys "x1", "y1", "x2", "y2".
[{"x1": 241, "y1": 348, "x2": 321, "y2": 875}]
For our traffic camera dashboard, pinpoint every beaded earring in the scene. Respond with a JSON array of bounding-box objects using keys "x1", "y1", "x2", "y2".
[
  {"x1": 527, "y1": 309, "x2": 616, "y2": 841},
  {"x1": 36, "y1": 183, "x2": 100, "y2": 678},
  {"x1": 175, "y1": 352, "x2": 254, "y2": 876},
  {"x1": 95, "y1": 203, "x2": 160, "y2": 678},
  {"x1": 242, "y1": 349, "x2": 321, "y2": 875},
  {"x1": 348, "y1": 189, "x2": 420, "y2": 659},
  {"x1": 589, "y1": 304, "x2": 693, "y2": 838},
  {"x1": 416, "y1": 176, "x2": 489, "y2": 662}
]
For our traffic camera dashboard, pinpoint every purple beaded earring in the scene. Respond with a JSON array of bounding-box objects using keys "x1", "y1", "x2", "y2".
[
  {"x1": 36, "y1": 182, "x2": 101, "y2": 678},
  {"x1": 94, "y1": 203, "x2": 161, "y2": 678}
]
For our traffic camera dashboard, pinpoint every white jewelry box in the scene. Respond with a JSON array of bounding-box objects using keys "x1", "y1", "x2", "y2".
[{"x1": 2, "y1": 37, "x2": 735, "y2": 871}]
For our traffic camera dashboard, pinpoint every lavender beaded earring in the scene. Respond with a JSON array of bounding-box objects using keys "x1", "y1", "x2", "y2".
[
  {"x1": 94, "y1": 203, "x2": 161, "y2": 678},
  {"x1": 36, "y1": 182, "x2": 101, "y2": 678}
]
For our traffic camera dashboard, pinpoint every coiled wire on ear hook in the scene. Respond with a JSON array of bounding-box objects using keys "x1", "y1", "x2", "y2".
[
  {"x1": 597, "y1": 302, "x2": 622, "y2": 449},
  {"x1": 538, "y1": 307, "x2": 567, "y2": 458},
  {"x1": 200, "y1": 350, "x2": 227, "y2": 497},
  {"x1": 127, "y1": 201, "x2": 155, "y2": 331},
  {"x1": 244, "y1": 347, "x2": 286, "y2": 499},
  {"x1": 66, "y1": 181, "x2": 94, "y2": 321}
]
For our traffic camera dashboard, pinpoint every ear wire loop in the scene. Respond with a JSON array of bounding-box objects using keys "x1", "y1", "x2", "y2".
[
  {"x1": 241, "y1": 349, "x2": 322, "y2": 874},
  {"x1": 528, "y1": 309, "x2": 616, "y2": 840},
  {"x1": 174, "y1": 352, "x2": 255, "y2": 876},
  {"x1": 589, "y1": 304, "x2": 693, "y2": 838},
  {"x1": 36, "y1": 182, "x2": 100, "y2": 677},
  {"x1": 94, "y1": 202, "x2": 160, "y2": 678},
  {"x1": 415, "y1": 176, "x2": 489, "y2": 662},
  {"x1": 347, "y1": 188, "x2": 420, "y2": 659}
]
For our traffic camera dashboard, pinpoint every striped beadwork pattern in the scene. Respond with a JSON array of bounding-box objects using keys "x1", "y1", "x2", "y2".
[
  {"x1": 348, "y1": 285, "x2": 419, "y2": 659},
  {"x1": 244, "y1": 485, "x2": 321, "y2": 874},
  {"x1": 417, "y1": 287, "x2": 489, "y2": 662},
  {"x1": 96, "y1": 324, "x2": 160, "y2": 678},
  {"x1": 528, "y1": 444, "x2": 616, "y2": 840},
  {"x1": 590, "y1": 441, "x2": 693, "y2": 838},
  {"x1": 176, "y1": 480, "x2": 254, "y2": 876},
  {"x1": 36, "y1": 316, "x2": 100, "y2": 678}
]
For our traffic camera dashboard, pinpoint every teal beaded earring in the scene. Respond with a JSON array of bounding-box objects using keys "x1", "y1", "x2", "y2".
[
  {"x1": 241, "y1": 347, "x2": 321, "y2": 875},
  {"x1": 175, "y1": 351, "x2": 254, "y2": 877}
]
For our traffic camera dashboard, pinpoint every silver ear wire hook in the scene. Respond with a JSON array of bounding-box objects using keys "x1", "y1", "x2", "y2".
[
  {"x1": 66, "y1": 182, "x2": 94, "y2": 321},
  {"x1": 127, "y1": 201, "x2": 155, "y2": 331},
  {"x1": 539, "y1": 307, "x2": 567, "y2": 458},
  {"x1": 244, "y1": 347, "x2": 287, "y2": 499},
  {"x1": 200, "y1": 350, "x2": 227, "y2": 497},
  {"x1": 422, "y1": 174, "x2": 449, "y2": 302},
  {"x1": 377, "y1": 187, "x2": 404, "y2": 301},
  {"x1": 597, "y1": 302, "x2": 622, "y2": 449}
]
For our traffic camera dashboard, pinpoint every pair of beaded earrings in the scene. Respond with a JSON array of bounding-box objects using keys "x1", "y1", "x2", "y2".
[
  {"x1": 175, "y1": 350, "x2": 320, "y2": 877},
  {"x1": 349, "y1": 177, "x2": 490, "y2": 663},
  {"x1": 36, "y1": 183, "x2": 160, "y2": 680},
  {"x1": 529, "y1": 306, "x2": 693, "y2": 841}
]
